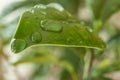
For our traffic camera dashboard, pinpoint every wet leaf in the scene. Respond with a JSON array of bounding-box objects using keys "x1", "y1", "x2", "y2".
[{"x1": 11, "y1": 3, "x2": 105, "y2": 53}]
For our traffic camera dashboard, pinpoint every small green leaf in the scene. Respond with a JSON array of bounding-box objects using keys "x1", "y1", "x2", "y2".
[{"x1": 11, "y1": 3, "x2": 105, "y2": 53}]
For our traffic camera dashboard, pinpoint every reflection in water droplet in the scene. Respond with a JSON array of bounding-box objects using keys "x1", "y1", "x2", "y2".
[
  {"x1": 47, "y1": 3, "x2": 64, "y2": 11},
  {"x1": 11, "y1": 39, "x2": 26, "y2": 53},
  {"x1": 31, "y1": 32, "x2": 42, "y2": 43},
  {"x1": 41, "y1": 20, "x2": 62, "y2": 32}
]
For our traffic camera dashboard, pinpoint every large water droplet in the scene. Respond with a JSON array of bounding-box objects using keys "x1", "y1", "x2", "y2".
[
  {"x1": 11, "y1": 39, "x2": 26, "y2": 53},
  {"x1": 47, "y1": 3, "x2": 64, "y2": 11},
  {"x1": 31, "y1": 32, "x2": 42, "y2": 43},
  {"x1": 41, "y1": 20, "x2": 62, "y2": 32}
]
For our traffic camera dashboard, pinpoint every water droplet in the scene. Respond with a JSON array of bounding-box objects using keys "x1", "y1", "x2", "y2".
[
  {"x1": 31, "y1": 32, "x2": 42, "y2": 43},
  {"x1": 34, "y1": 4, "x2": 46, "y2": 9},
  {"x1": 47, "y1": 3, "x2": 64, "y2": 11},
  {"x1": 41, "y1": 20, "x2": 62, "y2": 32},
  {"x1": 11, "y1": 39, "x2": 26, "y2": 53}
]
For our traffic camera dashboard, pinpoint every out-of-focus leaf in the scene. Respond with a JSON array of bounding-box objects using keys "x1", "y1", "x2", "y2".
[
  {"x1": 101, "y1": 0, "x2": 120, "y2": 21},
  {"x1": 0, "y1": 0, "x2": 45, "y2": 18},
  {"x1": 30, "y1": 64, "x2": 51, "y2": 80},
  {"x1": 107, "y1": 32, "x2": 120, "y2": 47},
  {"x1": 11, "y1": 3, "x2": 105, "y2": 53},
  {"x1": 56, "y1": 0, "x2": 80, "y2": 14},
  {"x1": 0, "y1": 24, "x2": 15, "y2": 44},
  {"x1": 89, "y1": 0, "x2": 120, "y2": 21},
  {"x1": 89, "y1": 0, "x2": 107, "y2": 20},
  {"x1": 1, "y1": 0, "x2": 80, "y2": 18},
  {"x1": 13, "y1": 55, "x2": 57, "y2": 65},
  {"x1": 13, "y1": 54, "x2": 78, "y2": 80},
  {"x1": 91, "y1": 59, "x2": 120, "y2": 79},
  {"x1": 92, "y1": 76, "x2": 112, "y2": 80},
  {"x1": 60, "y1": 47, "x2": 85, "y2": 80},
  {"x1": 91, "y1": 59, "x2": 113, "y2": 78}
]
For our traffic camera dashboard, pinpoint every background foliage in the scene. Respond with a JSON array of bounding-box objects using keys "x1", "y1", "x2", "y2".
[{"x1": 0, "y1": 0, "x2": 120, "y2": 80}]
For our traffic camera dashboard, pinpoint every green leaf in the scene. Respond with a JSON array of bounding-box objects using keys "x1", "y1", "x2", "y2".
[
  {"x1": 11, "y1": 3, "x2": 105, "y2": 53},
  {"x1": 89, "y1": 0, "x2": 120, "y2": 21}
]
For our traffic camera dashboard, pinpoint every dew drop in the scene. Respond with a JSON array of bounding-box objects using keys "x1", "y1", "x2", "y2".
[
  {"x1": 34, "y1": 4, "x2": 47, "y2": 9},
  {"x1": 31, "y1": 32, "x2": 42, "y2": 43},
  {"x1": 41, "y1": 20, "x2": 62, "y2": 32},
  {"x1": 47, "y1": 3, "x2": 64, "y2": 11},
  {"x1": 11, "y1": 39, "x2": 26, "y2": 53}
]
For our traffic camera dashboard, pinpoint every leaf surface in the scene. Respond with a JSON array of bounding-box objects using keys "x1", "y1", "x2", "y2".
[{"x1": 11, "y1": 3, "x2": 105, "y2": 53}]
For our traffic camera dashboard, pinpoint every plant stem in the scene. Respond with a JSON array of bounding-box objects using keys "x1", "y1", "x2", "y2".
[{"x1": 83, "y1": 49, "x2": 94, "y2": 80}]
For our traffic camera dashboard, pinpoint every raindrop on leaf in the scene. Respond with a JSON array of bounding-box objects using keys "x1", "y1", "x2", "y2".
[
  {"x1": 34, "y1": 4, "x2": 47, "y2": 9},
  {"x1": 11, "y1": 39, "x2": 26, "y2": 53},
  {"x1": 31, "y1": 32, "x2": 42, "y2": 43},
  {"x1": 41, "y1": 20, "x2": 62, "y2": 32},
  {"x1": 47, "y1": 3, "x2": 64, "y2": 11}
]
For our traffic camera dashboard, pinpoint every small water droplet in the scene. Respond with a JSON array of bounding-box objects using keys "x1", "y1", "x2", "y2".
[
  {"x1": 47, "y1": 3, "x2": 64, "y2": 11},
  {"x1": 31, "y1": 32, "x2": 42, "y2": 43},
  {"x1": 11, "y1": 39, "x2": 26, "y2": 53},
  {"x1": 41, "y1": 20, "x2": 62, "y2": 32},
  {"x1": 34, "y1": 4, "x2": 46, "y2": 9}
]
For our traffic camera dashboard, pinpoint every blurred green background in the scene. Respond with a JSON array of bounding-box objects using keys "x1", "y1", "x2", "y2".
[{"x1": 0, "y1": 0, "x2": 120, "y2": 80}]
